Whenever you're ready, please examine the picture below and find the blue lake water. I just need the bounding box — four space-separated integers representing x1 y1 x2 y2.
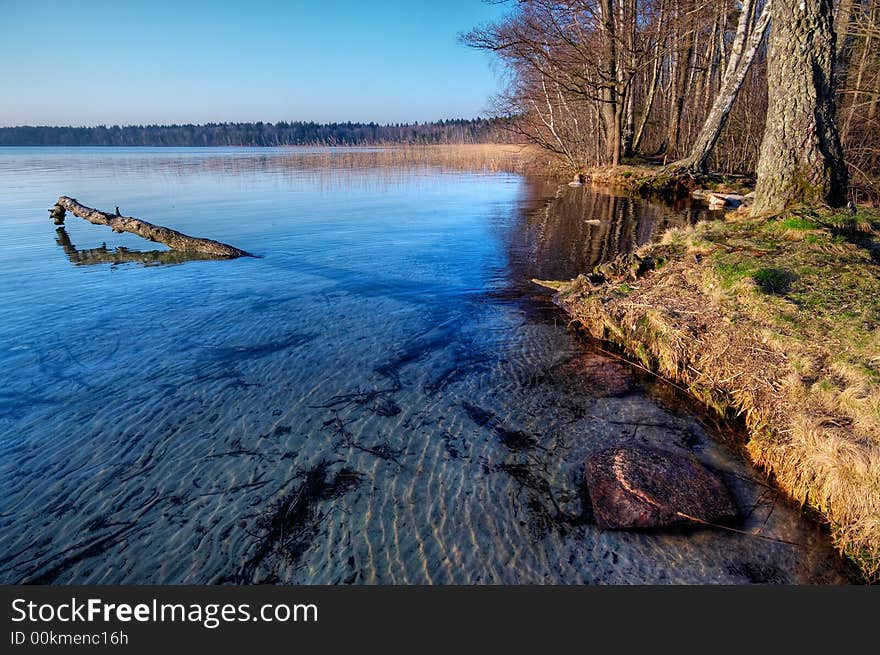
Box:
0 147 855 583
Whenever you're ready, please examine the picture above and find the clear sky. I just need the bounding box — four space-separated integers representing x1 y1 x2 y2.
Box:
0 0 509 127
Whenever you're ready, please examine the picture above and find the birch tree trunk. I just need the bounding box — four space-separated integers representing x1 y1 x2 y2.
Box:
753 0 848 214
673 0 772 172
623 92 635 158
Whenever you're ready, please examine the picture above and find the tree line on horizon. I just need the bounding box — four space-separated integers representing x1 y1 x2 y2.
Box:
464 0 879 205
0 118 516 147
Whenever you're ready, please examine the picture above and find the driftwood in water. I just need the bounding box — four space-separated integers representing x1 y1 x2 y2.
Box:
51 196 253 258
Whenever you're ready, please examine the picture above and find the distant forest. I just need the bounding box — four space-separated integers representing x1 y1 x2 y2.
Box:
0 118 514 147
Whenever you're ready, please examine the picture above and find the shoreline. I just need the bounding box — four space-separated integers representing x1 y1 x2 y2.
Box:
536 185 880 581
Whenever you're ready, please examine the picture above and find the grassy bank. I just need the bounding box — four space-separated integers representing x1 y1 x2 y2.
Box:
539 204 880 580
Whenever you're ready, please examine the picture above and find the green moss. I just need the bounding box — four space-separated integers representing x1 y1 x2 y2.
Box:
779 216 820 231
632 342 651 367
753 267 797 295
787 168 827 207
714 260 758 288
842 545 880 582
775 311 798 325
649 174 671 189
857 363 880 384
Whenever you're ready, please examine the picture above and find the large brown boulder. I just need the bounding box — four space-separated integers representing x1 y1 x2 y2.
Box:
585 446 737 530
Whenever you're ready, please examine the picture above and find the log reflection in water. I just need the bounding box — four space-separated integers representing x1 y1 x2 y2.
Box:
55 227 228 267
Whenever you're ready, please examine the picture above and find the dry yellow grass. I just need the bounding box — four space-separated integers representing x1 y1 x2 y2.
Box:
546 206 880 579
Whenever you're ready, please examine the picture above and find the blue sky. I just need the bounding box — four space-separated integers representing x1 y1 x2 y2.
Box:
0 0 509 126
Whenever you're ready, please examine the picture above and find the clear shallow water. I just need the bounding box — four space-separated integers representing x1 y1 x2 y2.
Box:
0 147 855 584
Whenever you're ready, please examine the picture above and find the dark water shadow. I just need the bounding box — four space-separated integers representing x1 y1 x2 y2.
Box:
55 227 231 267
499 179 712 297
219 460 364 584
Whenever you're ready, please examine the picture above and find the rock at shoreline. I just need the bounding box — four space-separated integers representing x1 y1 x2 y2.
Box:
692 189 748 209
707 192 745 209
585 446 737 529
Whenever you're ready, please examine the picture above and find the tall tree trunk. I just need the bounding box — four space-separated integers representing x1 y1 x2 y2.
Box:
753 0 848 214
703 17 720 116
665 23 695 161
621 0 637 158
842 2 875 138
674 0 772 172
633 1 665 153
834 0 856 82
600 0 622 165
622 90 635 158
867 3 880 123
633 52 661 152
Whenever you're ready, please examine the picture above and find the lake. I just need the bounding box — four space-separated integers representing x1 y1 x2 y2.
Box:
0 146 855 583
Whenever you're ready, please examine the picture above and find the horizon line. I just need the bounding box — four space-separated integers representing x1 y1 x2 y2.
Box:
0 116 505 130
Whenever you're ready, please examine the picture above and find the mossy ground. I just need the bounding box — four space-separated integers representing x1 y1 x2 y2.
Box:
582 163 756 197
544 206 880 580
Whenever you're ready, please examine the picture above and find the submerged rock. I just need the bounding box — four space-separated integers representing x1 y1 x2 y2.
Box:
585 446 737 530
559 352 632 397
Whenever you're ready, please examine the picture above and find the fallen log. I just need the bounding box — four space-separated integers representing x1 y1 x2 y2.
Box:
51 196 253 258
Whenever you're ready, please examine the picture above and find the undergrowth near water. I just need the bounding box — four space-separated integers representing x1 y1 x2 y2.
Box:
582 164 755 197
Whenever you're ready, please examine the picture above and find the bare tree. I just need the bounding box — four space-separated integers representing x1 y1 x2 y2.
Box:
462 0 645 168
662 1 696 160
837 0 880 198
632 0 666 152
464 0 873 197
